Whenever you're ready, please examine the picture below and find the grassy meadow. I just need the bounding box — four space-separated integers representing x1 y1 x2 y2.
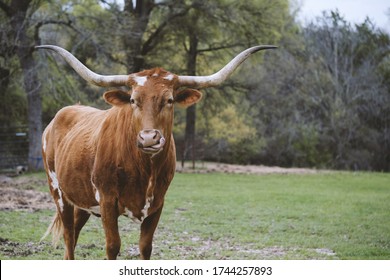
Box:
0 171 389 259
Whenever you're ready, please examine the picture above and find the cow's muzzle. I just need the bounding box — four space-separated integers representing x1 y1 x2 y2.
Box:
137 129 165 154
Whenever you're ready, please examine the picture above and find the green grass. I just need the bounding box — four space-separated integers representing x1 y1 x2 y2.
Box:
0 171 389 259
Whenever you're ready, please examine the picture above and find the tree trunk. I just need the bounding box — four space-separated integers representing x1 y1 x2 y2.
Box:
18 50 43 171
9 0 43 170
123 0 154 73
181 32 198 169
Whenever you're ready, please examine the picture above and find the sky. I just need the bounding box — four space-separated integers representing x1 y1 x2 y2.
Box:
296 0 390 32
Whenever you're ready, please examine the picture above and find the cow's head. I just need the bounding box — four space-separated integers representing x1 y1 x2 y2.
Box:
102 68 202 154
36 45 276 155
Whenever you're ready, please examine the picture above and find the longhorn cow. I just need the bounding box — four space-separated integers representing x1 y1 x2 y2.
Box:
38 44 276 259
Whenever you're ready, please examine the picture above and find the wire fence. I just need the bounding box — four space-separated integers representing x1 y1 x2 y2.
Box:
0 126 28 172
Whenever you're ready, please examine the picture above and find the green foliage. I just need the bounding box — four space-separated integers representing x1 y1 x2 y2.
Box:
201 105 255 145
197 104 264 164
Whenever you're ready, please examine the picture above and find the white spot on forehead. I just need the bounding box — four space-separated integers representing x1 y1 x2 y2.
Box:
133 75 148 86
49 170 64 212
163 74 174 81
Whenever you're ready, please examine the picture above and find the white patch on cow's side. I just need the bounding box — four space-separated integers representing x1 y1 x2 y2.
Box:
90 178 100 202
48 170 64 212
42 130 48 152
89 206 101 215
133 75 148 86
90 177 96 188
152 73 159 77
163 74 174 81
95 190 100 203
77 206 100 216
125 208 142 224
141 196 154 219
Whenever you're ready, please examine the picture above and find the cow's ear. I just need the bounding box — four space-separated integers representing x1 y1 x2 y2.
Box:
103 90 130 106
175 88 202 108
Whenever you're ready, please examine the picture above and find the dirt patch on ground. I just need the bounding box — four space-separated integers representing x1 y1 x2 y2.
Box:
0 238 48 257
0 175 53 211
177 161 326 175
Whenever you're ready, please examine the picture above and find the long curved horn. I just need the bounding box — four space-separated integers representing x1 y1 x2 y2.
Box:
178 45 277 88
36 45 129 87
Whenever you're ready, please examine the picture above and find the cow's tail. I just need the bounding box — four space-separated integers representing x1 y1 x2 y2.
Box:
40 212 63 247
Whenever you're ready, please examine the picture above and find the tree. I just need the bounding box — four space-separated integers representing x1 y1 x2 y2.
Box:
152 0 291 167
250 11 390 170
199 105 258 163
302 12 390 170
0 0 190 170
0 0 45 170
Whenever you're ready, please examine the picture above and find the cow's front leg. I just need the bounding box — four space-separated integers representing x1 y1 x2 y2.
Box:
101 197 121 260
139 205 163 260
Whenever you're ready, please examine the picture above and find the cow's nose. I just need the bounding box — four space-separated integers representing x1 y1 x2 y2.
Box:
137 129 165 152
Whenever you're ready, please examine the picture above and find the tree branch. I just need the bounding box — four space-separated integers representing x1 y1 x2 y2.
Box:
34 19 79 45
141 7 191 55
0 0 12 17
197 43 243 53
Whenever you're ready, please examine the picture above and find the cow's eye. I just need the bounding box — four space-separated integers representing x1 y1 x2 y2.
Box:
130 98 140 108
167 98 174 105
